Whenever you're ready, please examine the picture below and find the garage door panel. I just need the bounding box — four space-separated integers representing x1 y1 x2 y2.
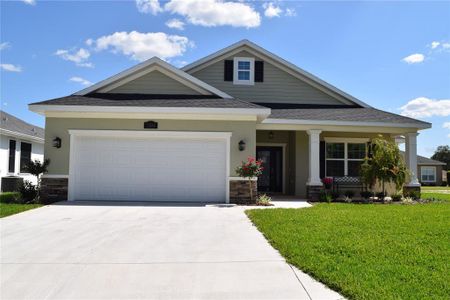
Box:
71 134 227 202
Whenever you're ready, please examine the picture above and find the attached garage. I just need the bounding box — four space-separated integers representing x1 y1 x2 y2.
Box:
68 130 231 203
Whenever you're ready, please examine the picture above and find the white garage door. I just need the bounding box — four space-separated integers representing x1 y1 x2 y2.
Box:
69 131 230 202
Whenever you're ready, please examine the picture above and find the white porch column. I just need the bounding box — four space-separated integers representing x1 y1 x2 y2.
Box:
306 129 323 186
405 132 420 186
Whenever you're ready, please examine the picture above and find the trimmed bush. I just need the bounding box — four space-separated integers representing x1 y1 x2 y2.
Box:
344 190 355 199
0 192 21 203
19 181 37 203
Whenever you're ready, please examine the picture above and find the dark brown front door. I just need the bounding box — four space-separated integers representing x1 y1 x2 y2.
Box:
256 146 283 193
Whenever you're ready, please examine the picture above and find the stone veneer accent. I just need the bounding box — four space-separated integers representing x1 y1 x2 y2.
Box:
40 177 68 204
403 185 421 198
306 185 324 202
229 180 257 204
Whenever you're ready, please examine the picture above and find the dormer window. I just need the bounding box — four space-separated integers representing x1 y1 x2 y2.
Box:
233 57 254 85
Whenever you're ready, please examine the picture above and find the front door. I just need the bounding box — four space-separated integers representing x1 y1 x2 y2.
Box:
256 146 283 193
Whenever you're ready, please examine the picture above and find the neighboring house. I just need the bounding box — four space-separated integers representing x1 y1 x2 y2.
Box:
29 40 430 203
0 111 44 190
409 153 446 186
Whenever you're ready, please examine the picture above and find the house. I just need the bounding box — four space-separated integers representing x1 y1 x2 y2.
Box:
399 152 446 186
0 111 44 191
29 40 431 203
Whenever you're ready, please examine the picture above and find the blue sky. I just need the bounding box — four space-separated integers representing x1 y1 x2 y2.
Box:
1 0 449 157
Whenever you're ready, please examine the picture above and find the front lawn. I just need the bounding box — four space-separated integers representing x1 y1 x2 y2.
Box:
421 186 449 191
421 192 450 201
246 204 450 300
0 203 42 218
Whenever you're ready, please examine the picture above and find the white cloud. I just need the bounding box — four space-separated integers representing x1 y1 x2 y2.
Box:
165 0 261 28
442 43 450 49
443 122 450 129
166 18 185 30
0 64 22 72
285 8 296 17
400 97 450 118
70 76 92 86
431 41 440 49
92 31 191 61
0 42 10 50
402 53 425 64
263 2 282 18
136 0 162 15
22 0 36 5
55 48 93 67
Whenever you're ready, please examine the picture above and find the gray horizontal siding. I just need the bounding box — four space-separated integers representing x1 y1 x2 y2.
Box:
190 51 343 105
109 70 202 95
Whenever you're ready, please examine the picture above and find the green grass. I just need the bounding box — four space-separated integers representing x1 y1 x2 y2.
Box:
421 186 449 191
246 204 450 300
0 203 42 218
421 192 450 201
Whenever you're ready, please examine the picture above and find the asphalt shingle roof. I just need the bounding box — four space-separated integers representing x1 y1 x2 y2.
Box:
400 151 446 166
0 110 44 139
30 93 266 109
268 107 430 126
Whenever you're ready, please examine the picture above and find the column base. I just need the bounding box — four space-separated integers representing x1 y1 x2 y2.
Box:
306 185 324 202
403 185 421 199
40 177 68 204
229 179 257 205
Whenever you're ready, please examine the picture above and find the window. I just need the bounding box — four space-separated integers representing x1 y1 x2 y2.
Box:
233 57 254 85
8 140 16 173
20 142 32 173
420 166 436 183
326 141 367 177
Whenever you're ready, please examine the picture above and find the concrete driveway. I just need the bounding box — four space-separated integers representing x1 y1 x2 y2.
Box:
1 202 342 300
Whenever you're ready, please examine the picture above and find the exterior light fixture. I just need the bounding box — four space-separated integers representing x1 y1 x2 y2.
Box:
238 140 246 151
52 137 61 148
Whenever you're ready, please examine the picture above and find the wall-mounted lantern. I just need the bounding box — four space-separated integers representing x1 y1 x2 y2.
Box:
52 137 61 148
269 131 274 139
238 140 246 151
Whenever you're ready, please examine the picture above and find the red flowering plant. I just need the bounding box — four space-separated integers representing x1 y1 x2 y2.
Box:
235 157 264 202
322 177 333 189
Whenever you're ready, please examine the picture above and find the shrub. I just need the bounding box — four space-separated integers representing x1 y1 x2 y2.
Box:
331 191 340 201
0 192 21 203
404 190 421 200
344 190 355 199
360 190 372 199
19 180 37 203
319 191 332 203
236 157 264 202
376 192 386 199
391 194 402 202
256 194 272 206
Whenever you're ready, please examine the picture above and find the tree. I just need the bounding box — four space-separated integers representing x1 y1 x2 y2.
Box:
235 157 264 202
431 145 449 170
360 137 408 195
24 159 50 200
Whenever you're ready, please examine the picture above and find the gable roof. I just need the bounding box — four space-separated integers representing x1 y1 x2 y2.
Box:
399 151 446 166
182 39 370 108
0 110 44 141
74 57 233 99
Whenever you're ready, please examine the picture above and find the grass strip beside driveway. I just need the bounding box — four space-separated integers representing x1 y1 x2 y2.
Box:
246 203 450 300
0 203 43 218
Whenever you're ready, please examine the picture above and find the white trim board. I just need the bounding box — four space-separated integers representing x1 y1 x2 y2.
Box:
182 39 370 108
0 128 44 143
68 130 232 203
73 57 233 99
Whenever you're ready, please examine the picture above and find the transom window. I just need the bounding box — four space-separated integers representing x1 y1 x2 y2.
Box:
233 57 254 85
326 141 367 177
420 166 436 183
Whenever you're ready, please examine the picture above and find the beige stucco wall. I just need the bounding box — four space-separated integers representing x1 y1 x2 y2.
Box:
45 118 256 176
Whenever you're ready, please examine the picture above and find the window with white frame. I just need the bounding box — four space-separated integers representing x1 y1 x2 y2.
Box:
325 140 367 177
420 166 436 182
233 57 254 85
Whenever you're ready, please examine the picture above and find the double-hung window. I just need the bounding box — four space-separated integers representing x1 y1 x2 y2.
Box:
420 166 436 183
8 140 16 173
325 139 367 177
233 57 254 85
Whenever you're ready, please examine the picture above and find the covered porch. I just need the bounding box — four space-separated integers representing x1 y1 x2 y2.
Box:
255 115 428 200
